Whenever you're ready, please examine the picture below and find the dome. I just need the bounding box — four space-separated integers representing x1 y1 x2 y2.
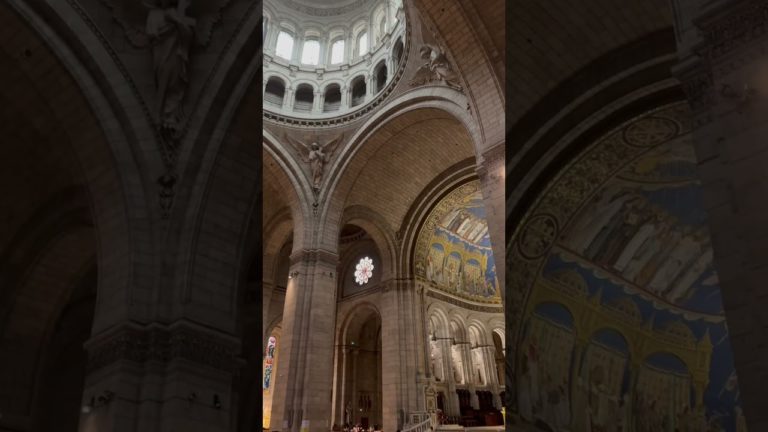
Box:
263 0 406 124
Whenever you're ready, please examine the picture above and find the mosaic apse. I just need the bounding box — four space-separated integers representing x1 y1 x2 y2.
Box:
509 103 747 432
415 181 500 304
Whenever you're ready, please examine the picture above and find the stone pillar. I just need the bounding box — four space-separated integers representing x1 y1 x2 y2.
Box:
341 86 349 110
283 87 294 111
269 250 338 432
477 143 505 302
313 91 324 114
469 386 479 410
352 350 361 424
446 383 460 418
381 280 424 431
672 1 768 429
79 321 241 432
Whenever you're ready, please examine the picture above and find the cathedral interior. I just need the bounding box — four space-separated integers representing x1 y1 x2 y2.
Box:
0 0 764 432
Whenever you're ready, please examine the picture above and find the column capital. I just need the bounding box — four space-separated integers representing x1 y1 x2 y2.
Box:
84 319 243 375
289 248 339 267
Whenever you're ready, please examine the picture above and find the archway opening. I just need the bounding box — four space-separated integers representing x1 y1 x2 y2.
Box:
350 77 367 107
336 308 382 430
294 84 315 112
265 77 286 107
324 84 342 112
374 61 387 92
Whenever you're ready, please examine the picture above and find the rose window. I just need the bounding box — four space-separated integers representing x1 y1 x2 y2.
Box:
354 257 374 285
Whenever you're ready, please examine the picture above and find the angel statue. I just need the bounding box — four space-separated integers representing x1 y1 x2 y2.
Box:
104 0 233 143
410 43 462 91
284 134 344 192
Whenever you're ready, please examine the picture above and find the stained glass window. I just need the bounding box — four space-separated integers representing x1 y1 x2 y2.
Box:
354 256 374 285
264 336 277 390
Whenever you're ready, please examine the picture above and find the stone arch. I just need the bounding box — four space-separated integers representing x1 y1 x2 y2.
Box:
0 225 96 427
265 75 288 106
293 82 315 113
338 301 382 344
318 88 478 253
467 320 489 346
411 0 504 147
2 1 151 332
263 207 294 286
341 205 397 281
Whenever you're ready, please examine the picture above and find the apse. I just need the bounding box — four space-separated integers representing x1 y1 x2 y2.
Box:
510 102 745 432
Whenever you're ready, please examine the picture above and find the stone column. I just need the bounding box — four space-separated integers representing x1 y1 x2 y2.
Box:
477 143 505 302
79 321 241 432
351 350 361 424
283 87 294 111
313 91 324 114
341 86 349 110
469 386 479 410
672 1 768 429
381 280 424 431
269 250 339 432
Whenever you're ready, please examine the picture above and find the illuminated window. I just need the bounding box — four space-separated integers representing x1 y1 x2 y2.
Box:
301 39 320 65
354 256 374 285
330 39 345 64
275 31 294 60
357 32 368 56
263 336 277 390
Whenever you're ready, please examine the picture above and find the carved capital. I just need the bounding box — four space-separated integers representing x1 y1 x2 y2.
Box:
289 248 339 267
696 0 768 61
84 321 242 374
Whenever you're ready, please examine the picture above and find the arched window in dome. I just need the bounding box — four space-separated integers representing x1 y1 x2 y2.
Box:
275 30 294 60
330 39 345 64
264 76 286 107
323 84 341 112
378 17 387 42
393 38 404 68
293 84 314 113
301 39 320 65
357 31 368 57
350 76 366 107
374 60 387 92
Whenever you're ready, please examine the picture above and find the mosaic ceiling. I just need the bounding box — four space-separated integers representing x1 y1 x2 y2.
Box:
416 181 500 304
508 102 745 432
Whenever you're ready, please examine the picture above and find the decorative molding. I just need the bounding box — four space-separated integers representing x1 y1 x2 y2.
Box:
85 323 242 374
426 289 502 313
281 0 374 17
695 0 768 60
289 248 340 267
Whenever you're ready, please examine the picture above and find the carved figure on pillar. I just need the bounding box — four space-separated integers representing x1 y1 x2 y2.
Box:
145 0 196 142
284 134 344 192
410 42 462 91
104 0 233 162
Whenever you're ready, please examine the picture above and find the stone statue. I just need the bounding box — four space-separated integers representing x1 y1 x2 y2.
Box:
410 43 462 91
144 0 197 138
103 0 233 143
345 401 352 425
285 134 344 192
